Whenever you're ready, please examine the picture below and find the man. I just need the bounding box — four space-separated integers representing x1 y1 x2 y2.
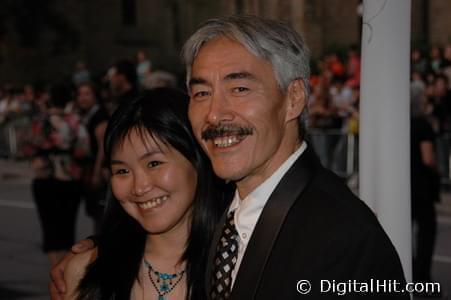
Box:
136 49 152 89
50 15 408 299
76 82 109 232
105 59 138 115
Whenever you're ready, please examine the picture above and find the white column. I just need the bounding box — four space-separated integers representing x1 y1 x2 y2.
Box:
359 0 412 281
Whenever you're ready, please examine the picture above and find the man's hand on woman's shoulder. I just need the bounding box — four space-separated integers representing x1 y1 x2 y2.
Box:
49 239 96 300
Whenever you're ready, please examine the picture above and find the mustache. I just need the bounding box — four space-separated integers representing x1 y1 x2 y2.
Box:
201 124 254 140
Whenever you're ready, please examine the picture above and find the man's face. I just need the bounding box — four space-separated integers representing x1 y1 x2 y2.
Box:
108 67 122 94
188 37 301 195
77 85 96 111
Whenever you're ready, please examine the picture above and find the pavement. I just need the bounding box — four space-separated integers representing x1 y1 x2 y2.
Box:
0 160 93 300
0 159 450 299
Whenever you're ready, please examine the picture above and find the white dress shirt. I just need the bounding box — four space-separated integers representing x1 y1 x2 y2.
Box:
228 141 307 286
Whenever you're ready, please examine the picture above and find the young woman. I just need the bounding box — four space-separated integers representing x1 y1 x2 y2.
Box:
29 83 90 266
63 88 230 299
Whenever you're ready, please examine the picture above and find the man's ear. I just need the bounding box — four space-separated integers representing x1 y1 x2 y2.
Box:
285 79 306 122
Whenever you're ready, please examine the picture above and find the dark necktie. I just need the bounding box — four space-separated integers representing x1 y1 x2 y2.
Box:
210 210 239 299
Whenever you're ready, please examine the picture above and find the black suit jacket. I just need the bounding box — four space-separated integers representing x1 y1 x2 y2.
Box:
206 147 409 299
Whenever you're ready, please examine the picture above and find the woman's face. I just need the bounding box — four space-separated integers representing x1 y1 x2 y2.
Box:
412 50 421 61
110 129 198 237
434 78 447 96
77 85 96 111
430 47 441 59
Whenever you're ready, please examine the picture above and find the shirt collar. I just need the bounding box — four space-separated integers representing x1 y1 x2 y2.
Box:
229 141 307 213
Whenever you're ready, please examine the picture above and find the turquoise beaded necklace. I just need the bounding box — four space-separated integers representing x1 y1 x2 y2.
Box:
144 259 186 300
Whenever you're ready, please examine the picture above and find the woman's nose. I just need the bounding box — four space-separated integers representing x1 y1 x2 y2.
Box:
132 173 152 197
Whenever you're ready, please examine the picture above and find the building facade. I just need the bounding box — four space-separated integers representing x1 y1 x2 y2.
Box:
0 0 450 84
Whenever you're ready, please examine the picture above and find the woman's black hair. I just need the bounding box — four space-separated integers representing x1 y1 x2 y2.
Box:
77 88 231 299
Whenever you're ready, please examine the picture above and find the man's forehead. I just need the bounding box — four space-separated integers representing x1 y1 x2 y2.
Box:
188 70 257 87
193 36 254 63
191 38 271 74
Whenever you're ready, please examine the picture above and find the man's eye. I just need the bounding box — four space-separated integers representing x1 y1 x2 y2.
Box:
193 91 210 98
148 161 162 168
232 87 249 93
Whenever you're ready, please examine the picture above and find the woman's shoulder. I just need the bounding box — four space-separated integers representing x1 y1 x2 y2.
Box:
63 249 98 300
66 248 97 273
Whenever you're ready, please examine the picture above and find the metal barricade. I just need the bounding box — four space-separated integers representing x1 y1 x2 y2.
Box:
437 133 451 185
307 129 358 179
0 118 32 159
308 131 451 188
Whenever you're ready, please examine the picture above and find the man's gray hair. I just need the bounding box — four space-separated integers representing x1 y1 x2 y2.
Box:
181 15 311 138
410 81 426 117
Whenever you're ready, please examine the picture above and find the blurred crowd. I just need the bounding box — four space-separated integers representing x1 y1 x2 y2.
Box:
409 44 451 190
308 45 361 135
2 44 451 176
0 50 178 265
305 43 451 178
411 45 451 140
0 50 177 157
307 46 361 174
409 43 451 288
308 43 451 134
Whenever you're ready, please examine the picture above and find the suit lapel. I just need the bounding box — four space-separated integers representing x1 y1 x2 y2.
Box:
230 147 320 299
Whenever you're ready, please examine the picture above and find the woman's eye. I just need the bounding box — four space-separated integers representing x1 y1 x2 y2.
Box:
113 168 129 175
148 161 162 168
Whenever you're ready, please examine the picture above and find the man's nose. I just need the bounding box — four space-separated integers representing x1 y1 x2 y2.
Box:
206 91 232 124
